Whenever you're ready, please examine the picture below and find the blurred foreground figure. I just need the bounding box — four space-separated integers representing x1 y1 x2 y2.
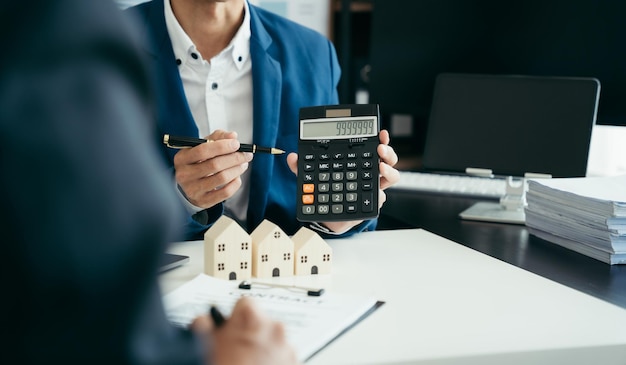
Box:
0 1 297 364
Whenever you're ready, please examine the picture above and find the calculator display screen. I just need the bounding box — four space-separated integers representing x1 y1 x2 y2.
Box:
300 116 378 139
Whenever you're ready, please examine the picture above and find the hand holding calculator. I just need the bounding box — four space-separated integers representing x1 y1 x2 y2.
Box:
296 104 381 222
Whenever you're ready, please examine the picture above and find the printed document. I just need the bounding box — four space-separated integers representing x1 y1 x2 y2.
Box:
163 274 382 362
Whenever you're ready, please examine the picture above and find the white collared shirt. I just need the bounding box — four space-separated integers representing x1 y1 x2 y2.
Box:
164 0 253 225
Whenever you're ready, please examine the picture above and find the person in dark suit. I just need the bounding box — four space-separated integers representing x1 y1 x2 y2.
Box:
0 0 297 364
127 0 400 240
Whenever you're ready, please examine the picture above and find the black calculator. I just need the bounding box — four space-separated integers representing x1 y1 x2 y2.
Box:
296 104 380 222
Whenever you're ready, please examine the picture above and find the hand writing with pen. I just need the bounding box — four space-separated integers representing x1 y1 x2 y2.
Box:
190 297 301 365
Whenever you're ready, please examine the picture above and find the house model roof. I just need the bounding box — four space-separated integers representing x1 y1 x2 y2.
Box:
250 219 289 244
292 226 330 252
203 215 245 241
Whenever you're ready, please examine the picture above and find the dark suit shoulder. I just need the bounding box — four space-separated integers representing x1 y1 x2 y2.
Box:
125 0 173 58
249 3 338 77
125 0 154 23
250 4 331 47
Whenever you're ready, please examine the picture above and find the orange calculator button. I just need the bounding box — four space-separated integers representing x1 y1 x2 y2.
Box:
303 184 315 193
302 194 314 205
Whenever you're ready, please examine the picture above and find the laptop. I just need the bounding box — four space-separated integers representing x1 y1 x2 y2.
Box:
422 73 601 178
159 253 189 273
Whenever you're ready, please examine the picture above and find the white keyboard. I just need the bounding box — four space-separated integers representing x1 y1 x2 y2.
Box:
391 171 507 198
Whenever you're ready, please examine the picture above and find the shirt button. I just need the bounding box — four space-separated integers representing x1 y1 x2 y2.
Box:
191 53 198 59
238 56 243 62
176 59 182 66
211 83 218 90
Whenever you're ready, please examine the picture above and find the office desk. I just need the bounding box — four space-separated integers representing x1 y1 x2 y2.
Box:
161 229 626 365
378 188 626 309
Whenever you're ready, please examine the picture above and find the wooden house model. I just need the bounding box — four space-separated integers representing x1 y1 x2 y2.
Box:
292 226 332 275
250 219 294 278
203 215 252 280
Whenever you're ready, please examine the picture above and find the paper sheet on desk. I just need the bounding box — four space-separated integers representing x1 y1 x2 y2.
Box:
163 274 381 362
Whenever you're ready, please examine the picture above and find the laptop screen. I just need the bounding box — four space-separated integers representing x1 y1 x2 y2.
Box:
422 73 600 178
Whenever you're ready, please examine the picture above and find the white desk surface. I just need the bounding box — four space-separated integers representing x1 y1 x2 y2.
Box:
161 229 626 365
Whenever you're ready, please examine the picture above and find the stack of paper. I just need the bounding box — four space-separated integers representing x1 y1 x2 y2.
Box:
524 175 626 265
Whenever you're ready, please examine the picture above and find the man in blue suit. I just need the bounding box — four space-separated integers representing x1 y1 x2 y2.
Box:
128 0 400 240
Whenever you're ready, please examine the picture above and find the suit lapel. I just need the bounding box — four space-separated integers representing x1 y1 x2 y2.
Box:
247 4 282 230
142 0 198 163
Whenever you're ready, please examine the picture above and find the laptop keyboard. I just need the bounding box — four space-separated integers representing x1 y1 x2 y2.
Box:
390 171 507 198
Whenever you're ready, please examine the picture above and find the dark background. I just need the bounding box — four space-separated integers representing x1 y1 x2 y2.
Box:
333 0 626 168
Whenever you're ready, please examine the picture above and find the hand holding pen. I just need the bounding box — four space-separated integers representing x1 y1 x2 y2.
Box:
190 298 299 365
169 130 257 210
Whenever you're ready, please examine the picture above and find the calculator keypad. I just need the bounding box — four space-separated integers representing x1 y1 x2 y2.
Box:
297 145 379 222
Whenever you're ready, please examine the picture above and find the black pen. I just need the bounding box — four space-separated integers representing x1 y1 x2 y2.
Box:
163 134 285 155
209 305 226 328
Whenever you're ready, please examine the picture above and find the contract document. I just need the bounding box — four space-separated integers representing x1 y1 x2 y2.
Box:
163 274 382 362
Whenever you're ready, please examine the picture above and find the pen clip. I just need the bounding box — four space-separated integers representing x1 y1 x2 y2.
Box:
164 142 190 149
238 280 325 297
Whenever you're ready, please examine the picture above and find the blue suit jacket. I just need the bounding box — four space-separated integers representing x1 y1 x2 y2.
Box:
128 0 377 240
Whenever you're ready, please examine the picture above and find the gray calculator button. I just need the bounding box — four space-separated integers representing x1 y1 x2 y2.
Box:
318 183 330 193
317 205 329 214
346 193 358 202
362 192 374 213
346 182 358 191
332 194 343 202
332 204 343 214
302 206 315 215
332 182 344 192
318 172 330 181
318 194 329 203
332 172 344 181
346 171 357 180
